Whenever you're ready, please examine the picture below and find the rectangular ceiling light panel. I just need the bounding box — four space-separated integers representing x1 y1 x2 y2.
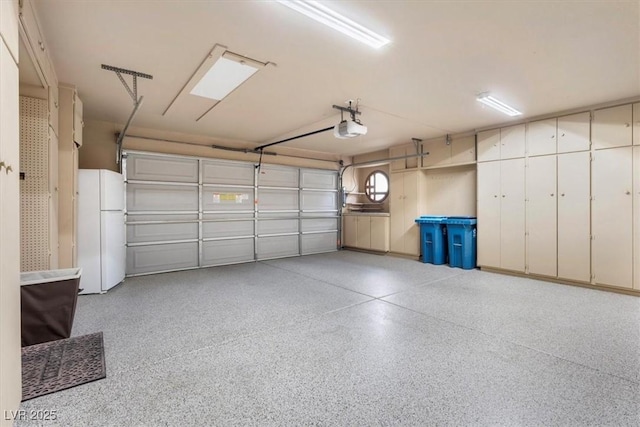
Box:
277 0 390 49
190 53 261 101
477 93 522 117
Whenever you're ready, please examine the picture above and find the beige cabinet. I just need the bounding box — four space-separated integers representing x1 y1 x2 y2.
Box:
58 85 82 268
422 137 450 168
342 214 389 252
557 151 591 282
527 118 556 157
634 147 640 290
557 112 590 153
390 171 425 256
390 143 419 171
0 0 19 59
592 104 632 150
500 124 526 160
633 103 640 146
477 129 500 162
477 159 525 272
592 147 633 288
450 135 476 165
49 130 59 268
343 215 357 247
526 155 557 277
0 37 22 423
48 83 59 136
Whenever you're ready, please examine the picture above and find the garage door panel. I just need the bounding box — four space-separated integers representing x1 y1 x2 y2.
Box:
202 187 254 211
202 239 254 266
127 222 198 244
258 189 298 211
202 160 253 186
127 213 198 222
258 165 298 187
257 235 299 259
301 218 338 232
301 232 337 255
126 242 198 275
127 183 198 212
126 154 198 183
301 169 337 189
301 190 337 211
203 219 254 239
257 219 298 235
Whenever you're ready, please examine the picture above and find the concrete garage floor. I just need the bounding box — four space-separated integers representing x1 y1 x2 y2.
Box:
18 251 640 426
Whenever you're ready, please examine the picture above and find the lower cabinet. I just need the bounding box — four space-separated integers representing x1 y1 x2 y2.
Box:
342 214 389 252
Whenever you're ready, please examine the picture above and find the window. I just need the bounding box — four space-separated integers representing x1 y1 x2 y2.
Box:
364 170 389 202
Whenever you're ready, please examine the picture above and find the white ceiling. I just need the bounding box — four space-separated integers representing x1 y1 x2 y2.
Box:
33 0 640 156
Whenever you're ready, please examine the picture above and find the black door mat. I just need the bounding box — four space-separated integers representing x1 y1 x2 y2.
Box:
21 332 106 401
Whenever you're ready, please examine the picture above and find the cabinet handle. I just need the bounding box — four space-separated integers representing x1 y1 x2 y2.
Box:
494 195 498 198
626 191 631 195
502 195 506 198
625 123 630 127
551 135 555 139
550 193 554 197
38 40 45 51
54 101 58 108
561 133 565 137
561 193 565 197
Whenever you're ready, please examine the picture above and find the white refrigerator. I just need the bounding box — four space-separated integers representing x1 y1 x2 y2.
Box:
77 169 126 294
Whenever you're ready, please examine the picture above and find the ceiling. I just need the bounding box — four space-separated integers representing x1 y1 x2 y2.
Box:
33 0 640 157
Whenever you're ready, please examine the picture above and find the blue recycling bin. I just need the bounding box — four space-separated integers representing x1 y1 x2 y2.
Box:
415 216 448 265
445 217 477 269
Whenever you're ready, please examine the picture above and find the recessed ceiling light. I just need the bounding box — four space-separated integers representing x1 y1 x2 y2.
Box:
477 93 522 117
276 0 390 49
190 52 262 101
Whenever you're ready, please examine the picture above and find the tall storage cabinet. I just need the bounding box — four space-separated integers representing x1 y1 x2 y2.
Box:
557 151 591 282
58 85 83 268
591 147 633 289
390 170 425 256
477 159 525 272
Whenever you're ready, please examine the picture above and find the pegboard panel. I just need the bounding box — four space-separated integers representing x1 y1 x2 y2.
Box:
20 96 50 272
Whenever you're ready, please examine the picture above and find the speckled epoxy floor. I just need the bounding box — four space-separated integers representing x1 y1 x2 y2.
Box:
17 251 640 426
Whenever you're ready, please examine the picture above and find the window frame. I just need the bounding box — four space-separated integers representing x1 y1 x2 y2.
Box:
364 170 389 203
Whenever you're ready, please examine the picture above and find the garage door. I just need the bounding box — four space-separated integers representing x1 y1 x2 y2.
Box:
124 151 338 275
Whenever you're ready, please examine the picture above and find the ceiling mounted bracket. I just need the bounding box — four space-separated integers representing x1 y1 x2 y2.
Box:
412 138 422 154
102 64 153 167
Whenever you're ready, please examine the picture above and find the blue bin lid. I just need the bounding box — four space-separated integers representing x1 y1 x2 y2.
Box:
445 216 477 225
415 215 448 224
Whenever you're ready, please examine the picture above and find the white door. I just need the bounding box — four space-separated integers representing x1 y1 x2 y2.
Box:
527 118 557 157
557 152 591 282
101 210 125 291
389 172 404 253
100 169 124 211
403 171 420 256
526 155 557 277
592 104 633 150
477 129 500 162
500 124 526 160
500 158 526 272
592 147 633 288
477 161 501 268
557 112 590 153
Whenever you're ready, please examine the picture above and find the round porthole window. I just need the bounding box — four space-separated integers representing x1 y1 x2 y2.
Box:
364 170 389 203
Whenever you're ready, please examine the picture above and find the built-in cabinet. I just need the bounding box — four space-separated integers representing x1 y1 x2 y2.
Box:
389 171 426 256
421 135 475 168
342 214 389 252
1 0 24 420
477 159 525 272
58 85 83 268
389 143 419 171
478 103 639 291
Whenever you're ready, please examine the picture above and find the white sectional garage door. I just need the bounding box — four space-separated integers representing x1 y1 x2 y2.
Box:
124 152 338 275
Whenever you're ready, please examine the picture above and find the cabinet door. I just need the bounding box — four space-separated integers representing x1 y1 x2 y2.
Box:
48 84 59 137
0 0 19 59
356 216 371 249
592 147 633 288
634 147 640 289
370 216 389 252
633 103 640 146
72 146 79 265
557 112 590 153
389 172 404 252
49 130 59 268
403 171 420 255
557 152 591 282
422 138 451 168
500 124 525 160
526 155 557 277
73 94 83 146
389 145 406 171
477 161 501 268
527 118 556 157
450 135 475 165
592 104 632 150
405 144 419 169
477 129 500 162
343 215 357 247
500 158 525 272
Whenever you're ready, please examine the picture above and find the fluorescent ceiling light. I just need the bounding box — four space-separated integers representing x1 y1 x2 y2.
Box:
190 53 260 101
477 93 522 116
276 0 390 49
